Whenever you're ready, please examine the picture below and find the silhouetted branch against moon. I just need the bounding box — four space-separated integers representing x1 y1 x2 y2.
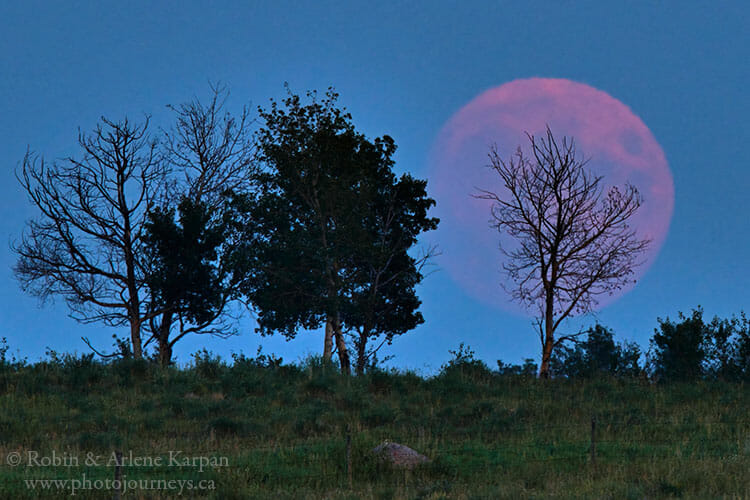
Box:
475 125 651 378
430 78 673 314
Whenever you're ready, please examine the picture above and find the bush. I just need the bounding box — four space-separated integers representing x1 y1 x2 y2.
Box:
552 324 643 379
191 349 227 380
438 343 494 384
0 338 8 366
231 346 283 370
649 309 707 381
0 337 26 372
703 312 750 381
648 308 750 382
496 358 538 377
108 356 154 386
61 352 105 387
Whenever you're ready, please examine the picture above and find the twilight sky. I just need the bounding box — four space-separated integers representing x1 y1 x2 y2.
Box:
1 1 748 372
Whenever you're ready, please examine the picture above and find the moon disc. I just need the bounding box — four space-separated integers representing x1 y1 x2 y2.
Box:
430 78 674 313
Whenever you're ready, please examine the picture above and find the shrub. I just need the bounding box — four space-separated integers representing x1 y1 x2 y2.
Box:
552 324 643 379
108 356 153 386
0 337 26 375
703 312 750 381
438 343 494 384
496 358 538 377
231 346 283 370
644 308 750 382
191 349 227 380
649 309 708 382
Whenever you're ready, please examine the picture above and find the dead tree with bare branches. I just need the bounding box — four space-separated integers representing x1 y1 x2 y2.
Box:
476 126 650 378
14 118 167 359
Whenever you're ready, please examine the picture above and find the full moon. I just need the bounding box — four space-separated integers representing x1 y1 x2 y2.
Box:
430 78 674 312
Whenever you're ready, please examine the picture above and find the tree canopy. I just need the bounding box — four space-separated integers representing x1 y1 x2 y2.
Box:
142 85 256 365
14 85 438 372
236 88 438 374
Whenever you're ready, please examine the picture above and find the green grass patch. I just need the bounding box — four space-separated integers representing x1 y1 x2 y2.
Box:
0 358 747 498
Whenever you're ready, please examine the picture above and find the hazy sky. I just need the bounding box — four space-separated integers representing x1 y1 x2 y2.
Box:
1 1 748 372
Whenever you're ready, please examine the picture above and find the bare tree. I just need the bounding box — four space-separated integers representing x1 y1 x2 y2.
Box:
13 118 167 359
476 126 650 378
162 83 256 208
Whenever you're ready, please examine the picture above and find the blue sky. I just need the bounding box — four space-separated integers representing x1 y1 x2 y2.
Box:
1 1 748 372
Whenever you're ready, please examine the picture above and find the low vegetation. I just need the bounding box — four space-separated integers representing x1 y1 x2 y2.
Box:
0 342 747 499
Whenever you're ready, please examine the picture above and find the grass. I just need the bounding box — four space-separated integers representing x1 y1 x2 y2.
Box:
0 353 747 498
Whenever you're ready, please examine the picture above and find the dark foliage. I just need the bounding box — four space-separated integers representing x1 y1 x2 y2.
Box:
650 309 707 382
551 324 643 379
235 87 437 374
438 344 494 386
496 358 539 377
649 308 750 382
145 199 231 326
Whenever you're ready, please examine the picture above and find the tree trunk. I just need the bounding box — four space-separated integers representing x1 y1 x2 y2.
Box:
323 317 334 361
539 332 555 379
125 265 142 359
538 291 555 378
121 194 142 360
159 340 173 367
129 314 143 360
356 331 367 376
333 312 351 375
157 310 174 366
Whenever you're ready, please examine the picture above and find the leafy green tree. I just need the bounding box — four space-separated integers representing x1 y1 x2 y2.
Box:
440 343 494 383
143 85 255 365
344 170 438 375
143 199 240 365
702 312 750 381
649 308 708 381
238 88 437 375
649 308 750 382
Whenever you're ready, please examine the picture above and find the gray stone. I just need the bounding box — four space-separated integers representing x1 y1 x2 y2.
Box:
372 441 430 469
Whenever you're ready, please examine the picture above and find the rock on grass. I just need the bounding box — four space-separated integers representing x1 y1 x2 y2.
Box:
372 442 430 469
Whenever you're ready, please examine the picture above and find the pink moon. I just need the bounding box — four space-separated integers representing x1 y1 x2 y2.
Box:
430 78 674 313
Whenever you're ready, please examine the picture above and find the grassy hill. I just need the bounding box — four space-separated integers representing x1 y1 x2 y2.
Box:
0 351 747 499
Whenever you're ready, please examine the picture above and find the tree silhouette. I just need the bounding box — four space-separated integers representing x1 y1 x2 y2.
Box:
649 308 750 382
344 172 439 375
237 88 437 375
551 324 643 378
14 118 167 359
143 85 256 365
143 198 241 365
476 127 650 378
